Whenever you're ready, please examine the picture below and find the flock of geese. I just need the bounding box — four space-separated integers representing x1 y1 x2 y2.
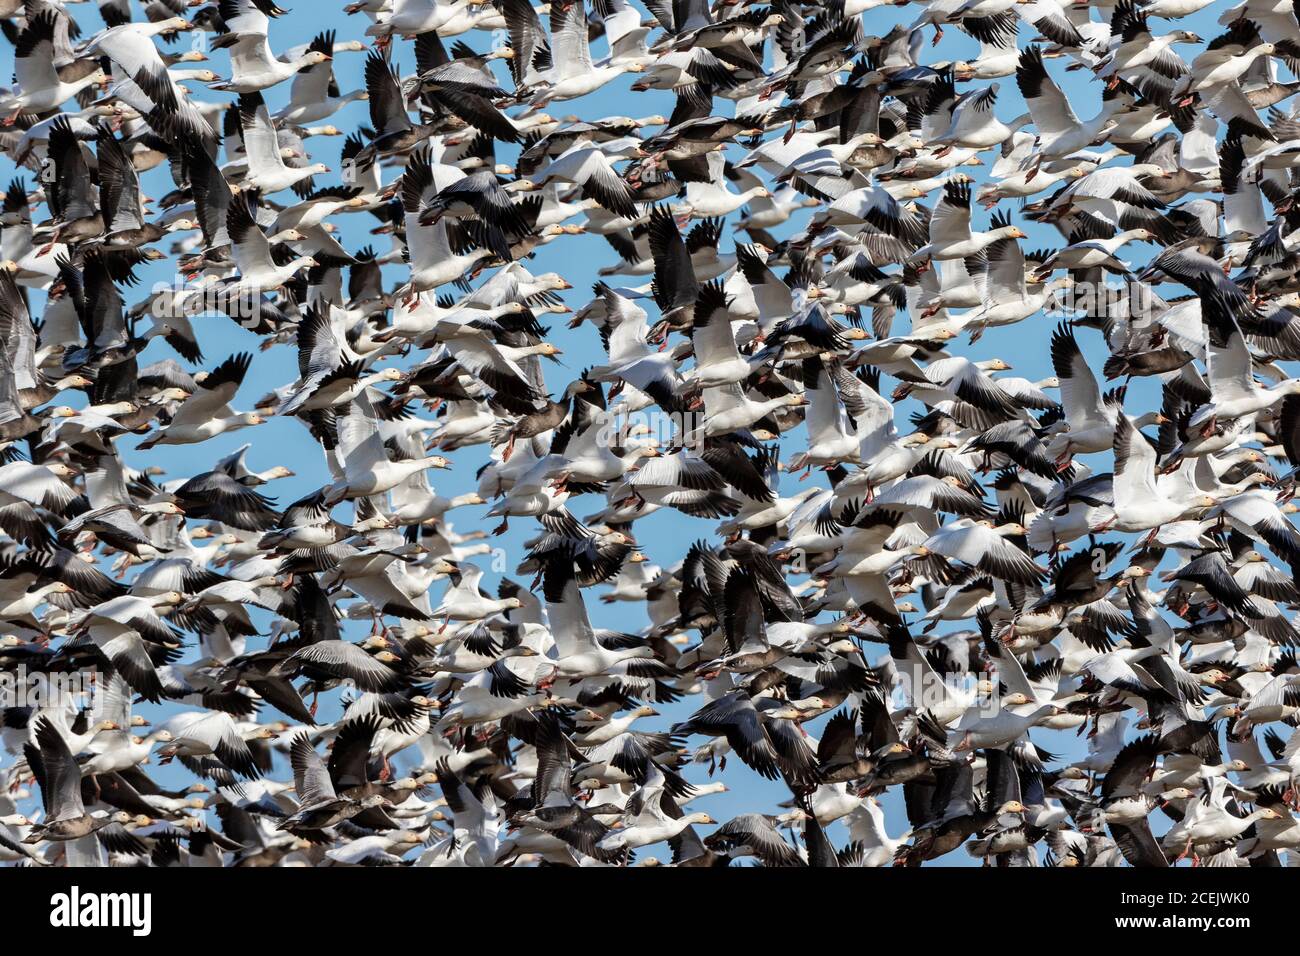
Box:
0 0 1298 868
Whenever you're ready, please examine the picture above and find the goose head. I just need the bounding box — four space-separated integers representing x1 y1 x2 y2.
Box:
352 514 394 533
298 49 333 70
151 591 186 609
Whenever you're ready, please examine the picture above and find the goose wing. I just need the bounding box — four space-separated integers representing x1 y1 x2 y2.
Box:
27 717 87 822
1016 45 1081 140
289 733 339 805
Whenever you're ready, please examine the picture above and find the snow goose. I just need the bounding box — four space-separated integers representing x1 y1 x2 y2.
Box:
324 390 450 504
894 759 1026 866
899 354 1022 423
1047 324 1168 464
952 18 1021 80
545 401 659 487
1095 3 1201 81
1208 489 1300 564
925 517 1045 585
1166 780 1284 861
0 12 107 122
1189 287 1300 433
1032 228 1156 278
432 561 523 623
420 758 500 865
1087 735 1172 867
154 710 271 780
39 116 105 248
1108 412 1218 531
365 0 487 42
519 143 640 220
540 557 658 682
1142 0 1216 15
0 558 78 628
0 458 81 543
426 627 538 674
931 82 1029 153
234 92 329 195
218 195 317 301
692 381 807 441
686 281 765 389
258 489 391 552
1236 671 1300 728
595 766 715 853
210 1 332 93
1015 45 1130 171
275 307 399 416
84 17 217 149
78 676 175 780
68 588 186 697
138 352 265 448
702 812 803 866
844 796 911 867
1171 24 1276 105
524 1 646 105
397 147 495 303
784 358 858 471
670 688 792 781
434 658 550 733
498 711 625 861
675 156 772 220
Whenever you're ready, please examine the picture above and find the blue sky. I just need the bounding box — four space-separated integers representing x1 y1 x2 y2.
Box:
1 2 1239 863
